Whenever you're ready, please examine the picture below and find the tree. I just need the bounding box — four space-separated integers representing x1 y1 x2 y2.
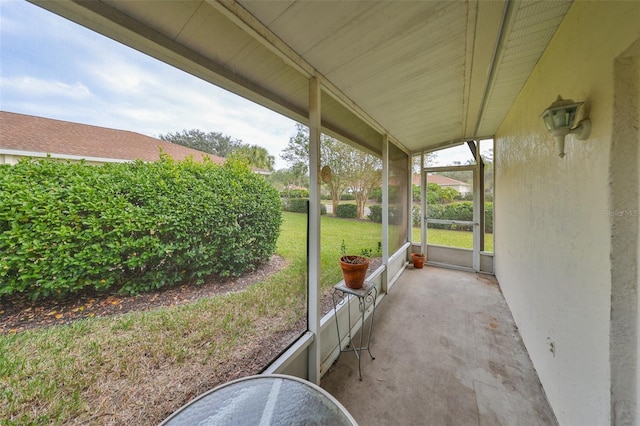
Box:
345 150 382 219
437 152 494 194
280 123 309 178
413 152 438 173
482 149 494 195
159 129 242 157
321 137 353 216
230 144 275 171
268 168 295 191
281 123 356 215
426 183 460 204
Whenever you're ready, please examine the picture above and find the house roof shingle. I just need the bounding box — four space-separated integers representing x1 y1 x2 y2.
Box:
0 111 225 164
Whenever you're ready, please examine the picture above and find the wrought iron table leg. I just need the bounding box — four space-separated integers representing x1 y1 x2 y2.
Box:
365 288 377 362
332 282 377 381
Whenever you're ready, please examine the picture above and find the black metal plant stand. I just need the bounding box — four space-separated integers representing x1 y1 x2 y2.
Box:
332 280 377 380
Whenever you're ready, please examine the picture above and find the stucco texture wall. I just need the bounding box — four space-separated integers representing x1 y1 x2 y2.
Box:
494 2 640 425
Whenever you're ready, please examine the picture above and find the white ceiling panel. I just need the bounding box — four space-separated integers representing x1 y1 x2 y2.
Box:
476 0 573 136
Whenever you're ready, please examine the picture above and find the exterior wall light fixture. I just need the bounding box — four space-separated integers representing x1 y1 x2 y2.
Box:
541 95 591 158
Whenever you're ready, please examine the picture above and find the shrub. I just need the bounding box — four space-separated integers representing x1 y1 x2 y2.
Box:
412 185 421 202
485 202 493 233
336 204 357 218
283 198 308 213
420 201 493 232
370 188 382 203
370 187 401 203
412 205 422 227
282 198 326 215
0 157 282 300
388 205 404 225
281 188 309 198
368 205 402 224
368 204 382 223
340 193 355 201
426 202 472 231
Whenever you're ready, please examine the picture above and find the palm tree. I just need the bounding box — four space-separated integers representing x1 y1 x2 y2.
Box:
231 144 275 171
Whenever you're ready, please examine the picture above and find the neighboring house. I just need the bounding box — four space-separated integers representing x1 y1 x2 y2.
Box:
412 173 471 195
0 111 226 166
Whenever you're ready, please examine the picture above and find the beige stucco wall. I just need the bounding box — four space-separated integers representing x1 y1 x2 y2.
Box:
494 2 640 425
610 37 639 426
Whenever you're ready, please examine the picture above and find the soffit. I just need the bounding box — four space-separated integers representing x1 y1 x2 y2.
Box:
30 0 572 155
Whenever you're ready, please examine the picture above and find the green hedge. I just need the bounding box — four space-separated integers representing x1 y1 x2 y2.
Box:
412 201 493 232
368 204 382 222
370 187 401 203
367 204 402 225
0 157 282 300
427 202 473 230
412 205 421 227
282 198 326 215
336 204 357 218
280 188 308 198
485 202 493 232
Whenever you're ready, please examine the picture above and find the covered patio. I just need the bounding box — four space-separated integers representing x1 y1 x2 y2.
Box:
29 1 639 424
321 266 556 425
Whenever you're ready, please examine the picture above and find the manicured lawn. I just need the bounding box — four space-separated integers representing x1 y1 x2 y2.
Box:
412 227 494 252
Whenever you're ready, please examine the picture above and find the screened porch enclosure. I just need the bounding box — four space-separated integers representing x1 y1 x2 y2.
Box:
28 1 640 425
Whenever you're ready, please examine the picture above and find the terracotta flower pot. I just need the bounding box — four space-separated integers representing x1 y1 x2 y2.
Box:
340 255 369 289
411 253 426 269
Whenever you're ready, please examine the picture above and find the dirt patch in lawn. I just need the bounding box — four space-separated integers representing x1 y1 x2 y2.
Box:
0 256 288 334
0 255 382 334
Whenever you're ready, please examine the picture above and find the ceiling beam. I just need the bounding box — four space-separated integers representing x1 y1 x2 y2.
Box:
472 0 517 137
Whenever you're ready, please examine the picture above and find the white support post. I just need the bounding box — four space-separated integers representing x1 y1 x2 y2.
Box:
420 152 427 256
478 140 485 253
307 77 322 384
472 141 482 272
381 135 389 293
405 145 412 256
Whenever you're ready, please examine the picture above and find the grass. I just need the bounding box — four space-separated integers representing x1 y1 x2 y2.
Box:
0 279 306 425
412 227 494 252
0 212 485 425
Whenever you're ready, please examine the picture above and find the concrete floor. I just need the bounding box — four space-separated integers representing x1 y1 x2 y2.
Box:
321 266 557 426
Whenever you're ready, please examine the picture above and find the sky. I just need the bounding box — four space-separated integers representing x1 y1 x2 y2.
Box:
0 0 298 169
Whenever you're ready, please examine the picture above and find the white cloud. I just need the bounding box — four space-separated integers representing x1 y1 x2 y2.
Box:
0 75 92 99
82 52 160 95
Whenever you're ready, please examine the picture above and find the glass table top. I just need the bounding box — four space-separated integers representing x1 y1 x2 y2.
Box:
160 374 357 426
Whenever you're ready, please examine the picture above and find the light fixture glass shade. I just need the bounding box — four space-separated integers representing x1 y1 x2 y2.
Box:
541 95 583 133
541 95 590 158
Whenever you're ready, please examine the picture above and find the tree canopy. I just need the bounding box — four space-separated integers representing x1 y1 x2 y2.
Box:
280 123 382 219
159 129 242 157
230 144 275 171
159 129 275 171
